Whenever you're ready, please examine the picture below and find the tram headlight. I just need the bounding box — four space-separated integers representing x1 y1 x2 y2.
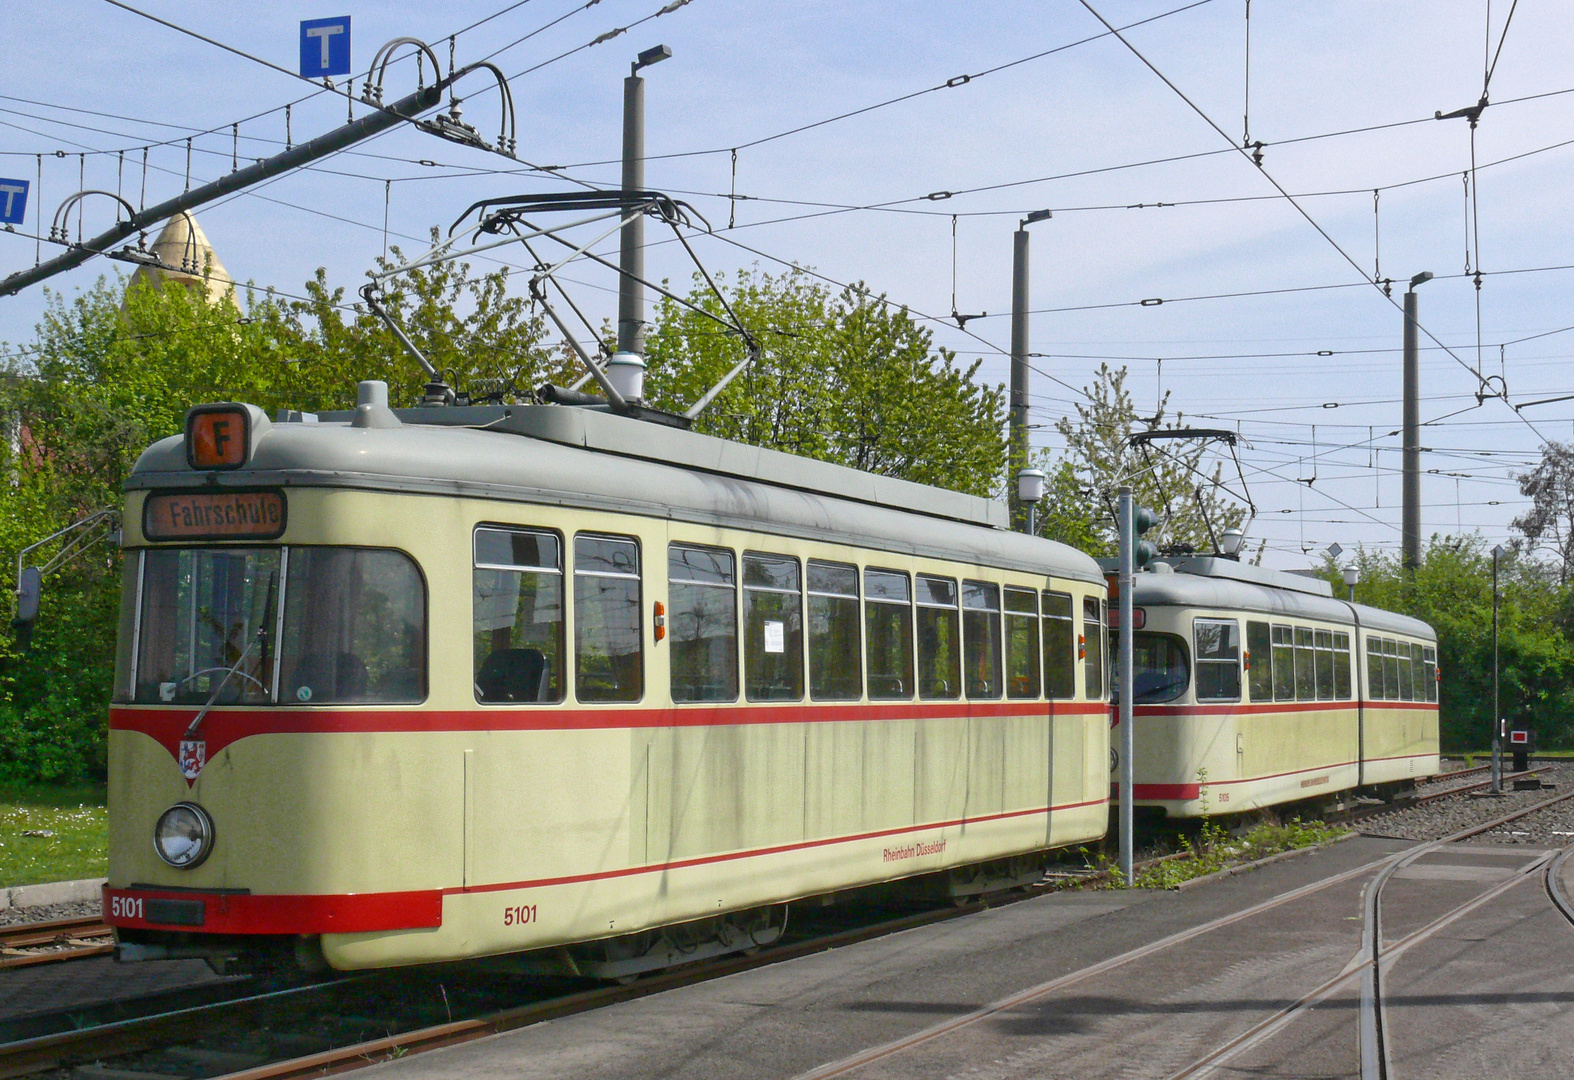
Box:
153 803 215 869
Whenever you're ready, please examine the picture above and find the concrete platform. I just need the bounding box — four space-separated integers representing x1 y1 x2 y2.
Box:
360 835 1574 1080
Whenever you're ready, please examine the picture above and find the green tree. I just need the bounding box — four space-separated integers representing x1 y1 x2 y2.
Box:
0 253 554 784
1045 362 1245 553
1035 459 1108 555
644 269 1007 497
1512 440 1574 585
1322 536 1574 750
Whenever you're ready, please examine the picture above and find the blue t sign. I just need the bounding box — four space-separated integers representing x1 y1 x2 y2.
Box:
0 179 28 226
299 16 351 79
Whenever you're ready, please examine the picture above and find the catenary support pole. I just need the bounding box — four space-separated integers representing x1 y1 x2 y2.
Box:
617 71 646 356
1492 545 1502 794
1009 228 1030 531
1401 276 1429 570
1118 486 1135 884
0 83 444 297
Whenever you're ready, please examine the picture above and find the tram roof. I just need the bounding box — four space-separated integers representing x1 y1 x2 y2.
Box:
127 402 1104 583
1125 566 1435 640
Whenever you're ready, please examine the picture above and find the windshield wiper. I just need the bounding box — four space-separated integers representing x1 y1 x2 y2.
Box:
182 627 267 741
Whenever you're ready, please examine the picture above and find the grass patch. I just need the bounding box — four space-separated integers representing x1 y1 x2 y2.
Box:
1130 817 1346 890
0 783 107 888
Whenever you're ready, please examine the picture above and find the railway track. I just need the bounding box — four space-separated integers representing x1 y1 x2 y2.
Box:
0 899 1000 1080
1159 785 1574 1079
0 916 112 970
3 764 1560 1078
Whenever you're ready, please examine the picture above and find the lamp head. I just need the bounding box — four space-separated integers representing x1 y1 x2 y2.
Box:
1021 209 1053 229
1219 528 1245 556
1342 566 1360 587
634 44 672 73
1016 467 1046 505
1408 271 1434 289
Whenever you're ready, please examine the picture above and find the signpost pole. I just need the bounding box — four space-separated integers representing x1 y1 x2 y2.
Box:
1118 486 1135 884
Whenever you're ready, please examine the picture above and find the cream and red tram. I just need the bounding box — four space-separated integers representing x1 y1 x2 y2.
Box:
1111 557 1439 818
105 389 1111 974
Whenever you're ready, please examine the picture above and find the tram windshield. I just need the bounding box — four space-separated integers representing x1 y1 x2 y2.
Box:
1108 632 1190 704
125 546 426 705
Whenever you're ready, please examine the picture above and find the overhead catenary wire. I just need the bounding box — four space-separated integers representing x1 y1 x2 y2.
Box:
1072 0 1549 450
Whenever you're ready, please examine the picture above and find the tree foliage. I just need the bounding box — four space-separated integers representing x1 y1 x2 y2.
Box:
0 256 557 784
1040 362 1246 554
644 269 1007 497
1323 536 1574 751
1513 440 1574 584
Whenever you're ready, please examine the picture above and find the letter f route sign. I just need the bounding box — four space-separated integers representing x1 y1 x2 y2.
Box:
300 16 351 78
0 179 28 226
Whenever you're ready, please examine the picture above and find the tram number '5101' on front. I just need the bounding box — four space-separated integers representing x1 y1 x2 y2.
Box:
110 895 144 920
503 904 537 926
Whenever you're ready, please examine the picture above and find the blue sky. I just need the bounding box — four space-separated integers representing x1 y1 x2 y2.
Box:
4 1 1572 567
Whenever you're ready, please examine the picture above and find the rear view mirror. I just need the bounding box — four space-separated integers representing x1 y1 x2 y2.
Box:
12 566 40 647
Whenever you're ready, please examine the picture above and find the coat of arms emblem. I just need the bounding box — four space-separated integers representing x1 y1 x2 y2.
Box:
178 739 206 781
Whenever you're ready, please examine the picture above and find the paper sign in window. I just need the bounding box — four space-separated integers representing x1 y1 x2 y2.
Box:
763 620 785 654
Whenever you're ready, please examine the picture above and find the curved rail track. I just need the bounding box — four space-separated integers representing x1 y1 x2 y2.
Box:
1158 785 1574 1080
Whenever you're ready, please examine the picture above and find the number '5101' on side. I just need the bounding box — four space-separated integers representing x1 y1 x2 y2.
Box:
503 904 537 926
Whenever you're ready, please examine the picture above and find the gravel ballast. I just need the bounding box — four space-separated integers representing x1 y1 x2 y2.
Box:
1359 760 1572 844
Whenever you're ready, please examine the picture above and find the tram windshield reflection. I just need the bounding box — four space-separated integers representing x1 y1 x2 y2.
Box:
127 546 426 705
1108 631 1190 704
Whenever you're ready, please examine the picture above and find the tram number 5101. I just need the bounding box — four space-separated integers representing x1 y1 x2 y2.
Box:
503 903 537 927
110 895 144 920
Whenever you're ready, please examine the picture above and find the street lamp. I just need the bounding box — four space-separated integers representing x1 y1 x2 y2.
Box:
1342 566 1359 602
1016 467 1046 535
1009 210 1052 532
1219 528 1245 557
617 45 672 367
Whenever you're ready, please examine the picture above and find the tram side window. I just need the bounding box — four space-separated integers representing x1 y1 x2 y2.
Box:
1313 629 1335 701
1396 639 1414 700
1293 627 1315 700
1246 621 1273 702
574 535 643 702
962 581 1003 699
1382 638 1400 700
743 553 803 702
669 544 738 703
1272 625 1295 701
1408 642 1426 704
280 548 427 704
1333 632 1353 699
808 560 861 700
917 575 961 700
1042 591 1075 699
1366 637 1384 700
1422 645 1438 702
1194 619 1241 701
1004 588 1041 700
1084 596 1106 700
472 527 564 703
865 569 914 699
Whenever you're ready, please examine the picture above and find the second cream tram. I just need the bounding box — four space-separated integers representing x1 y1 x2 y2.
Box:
1112 557 1439 818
